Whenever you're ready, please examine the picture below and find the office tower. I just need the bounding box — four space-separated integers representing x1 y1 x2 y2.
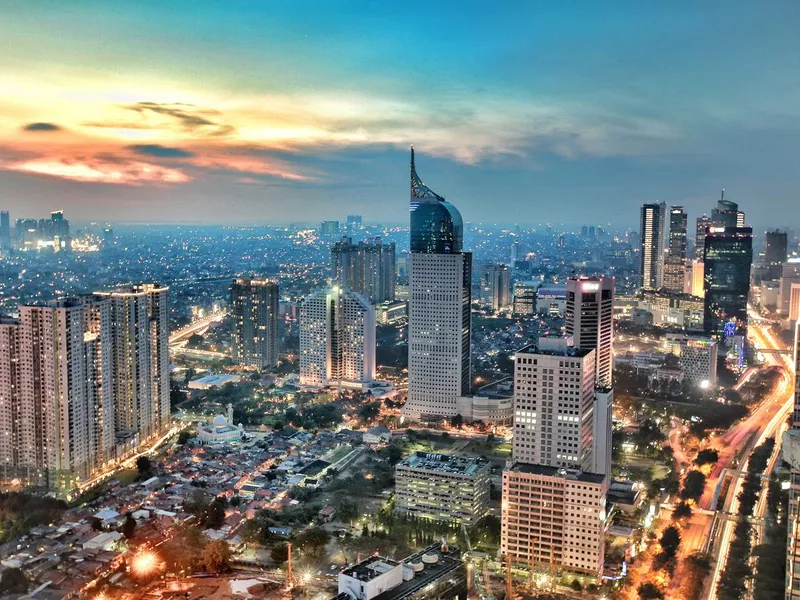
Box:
511 240 522 264
695 215 712 260
703 226 753 339
299 286 375 388
405 149 472 420
0 298 114 492
711 192 745 228
687 259 705 298
394 452 490 526
640 202 667 289
480 263 511 312
780 261 800 316
663 206 688 292
331 237 396 304
501 338 607 575
320 220 340 237
513 281 538 315
0 211 9 250
765 230 789 280
345 215 362 232
566 276 614 387
95 284 170 439
231 278 280 369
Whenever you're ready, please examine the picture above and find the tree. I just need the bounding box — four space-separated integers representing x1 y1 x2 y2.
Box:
296 526 331 557
660 526 681 560
386 441 405 466
271 542 289 564
177 430 193 445
673 501 693 521
0 568 28 594
681 470 707 502
203 497 227 529
201 539 231 573
338 500 359 524
122 513 137 539
570 579 583 592
695 449 720 466
136 455 153 475
638 582 664 600
358 402 381 422
450 414 464 428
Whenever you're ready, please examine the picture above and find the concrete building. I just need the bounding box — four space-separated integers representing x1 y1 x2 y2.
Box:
790 283 800 322
513 281 538 315
758 280 780 310
501 464 607 575
231 278 279 369
695 215 712 260
638 289 704 330
785 323 800 599
95 284 170 439
665 334 718 388
394 452 490 525
566 276 614 387
764 230 788 281
663 206 688 293
780 260 800 316
535 285 567 315
331 236 396 304
405 150 472 420
640 201 667 290
299 286 375 389
479 263 511 312
376 300 407 324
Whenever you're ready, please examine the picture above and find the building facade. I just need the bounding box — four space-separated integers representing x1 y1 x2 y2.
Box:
394 452 490 525
663 206 688 293
331 236 396 304
513 281 538 315
405 150 472 420
565 276 614 387
638 289 704 330
640 201 667 290
299 286 375 388
665 334 718 387
703 226 753 339
765 230 788 281
231 278 280 369
479 263 511 312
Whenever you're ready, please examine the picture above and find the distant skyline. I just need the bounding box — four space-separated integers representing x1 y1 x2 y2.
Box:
1 1 799 231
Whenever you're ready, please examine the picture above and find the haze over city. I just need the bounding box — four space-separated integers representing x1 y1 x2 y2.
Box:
2 1 799 229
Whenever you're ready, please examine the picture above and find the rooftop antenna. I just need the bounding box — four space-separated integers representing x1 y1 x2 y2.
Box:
721 188 725 201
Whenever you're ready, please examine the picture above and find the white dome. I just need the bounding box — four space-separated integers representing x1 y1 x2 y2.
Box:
212 414 227 426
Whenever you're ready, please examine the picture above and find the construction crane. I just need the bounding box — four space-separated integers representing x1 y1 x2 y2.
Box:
286 542 297 588
482 559 494 600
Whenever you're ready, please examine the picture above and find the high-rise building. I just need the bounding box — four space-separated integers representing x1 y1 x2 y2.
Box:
299 286 375 388
785 324 800 599
663 206 688 293
513 281 539 315
0 211 10 250
640 202 667 289
711 192 745 228
320 221 340 237
565 276 614 387
780 260 800 316
501 337 608 576
765 230 789 280
95 284 170 439
703 226 753 339
14 211 71 251
695 215 712 260
0 298 114 492
405 150 472 420
511 240 522 264
231 278 279 369
479 263 511 312
331 237 396 304
345 214 362 233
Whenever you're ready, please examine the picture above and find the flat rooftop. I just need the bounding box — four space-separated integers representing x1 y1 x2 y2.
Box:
397 452 489 476
373 544 463 600
341 555 400 582
516 343 593 358
509 462 606 484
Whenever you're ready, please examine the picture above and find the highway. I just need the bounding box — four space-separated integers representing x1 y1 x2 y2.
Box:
168 312 226 346
705 319 794 600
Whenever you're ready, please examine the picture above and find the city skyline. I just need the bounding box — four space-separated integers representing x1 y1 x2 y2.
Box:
1 2 799 230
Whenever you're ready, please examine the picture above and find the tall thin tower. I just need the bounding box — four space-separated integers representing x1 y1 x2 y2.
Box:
640 202 667 290
404 149 472 420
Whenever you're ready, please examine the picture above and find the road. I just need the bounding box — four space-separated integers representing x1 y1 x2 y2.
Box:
705 319 794 600
169 312 226 346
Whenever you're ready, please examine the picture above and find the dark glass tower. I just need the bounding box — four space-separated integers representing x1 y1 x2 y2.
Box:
764 230 788 280
410 149 463 254
703 226 753 338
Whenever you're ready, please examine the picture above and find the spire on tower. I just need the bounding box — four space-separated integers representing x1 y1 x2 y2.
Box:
410 148 445 202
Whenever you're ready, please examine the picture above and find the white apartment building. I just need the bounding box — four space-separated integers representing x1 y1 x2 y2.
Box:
394 452 490 526
501 464 607 575
665 334 718 387
299 286 375 389
566 276 614 387
404 252 472 419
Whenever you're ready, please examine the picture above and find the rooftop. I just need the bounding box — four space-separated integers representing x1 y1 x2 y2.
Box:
509 462 606 484
516 341 592 358
341 555 400 582
398 452 489 476
373 544 463 600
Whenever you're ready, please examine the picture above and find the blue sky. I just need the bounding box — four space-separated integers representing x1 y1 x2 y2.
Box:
0 1 798 231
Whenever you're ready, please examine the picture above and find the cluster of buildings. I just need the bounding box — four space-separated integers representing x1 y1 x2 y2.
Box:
4 210 72 252
0 284 170 495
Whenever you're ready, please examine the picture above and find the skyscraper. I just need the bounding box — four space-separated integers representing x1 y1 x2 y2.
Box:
764 230 788 280
331 237 396 304
703 226 753 339
695 215 712 260
320 221 340 237
405 149 472 420
565 276 614 387
0 211 10 250
0 298 114 492
501 337 608 575
95 284 170 439
345 214 362 233
663 206 688 293
640 202 667 289
480 263 511 312
299 286 375 388
231 278 280 369
711 192 745 228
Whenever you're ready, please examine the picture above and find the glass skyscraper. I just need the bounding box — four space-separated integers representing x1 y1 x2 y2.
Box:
703 226 753 338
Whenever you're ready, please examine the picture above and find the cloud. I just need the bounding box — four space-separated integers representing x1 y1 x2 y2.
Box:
22 122 62 132
128 144 195 158
123 102 235 137
4 156 189 185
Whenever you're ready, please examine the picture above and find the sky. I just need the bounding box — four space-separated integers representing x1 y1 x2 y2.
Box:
1 1 799 231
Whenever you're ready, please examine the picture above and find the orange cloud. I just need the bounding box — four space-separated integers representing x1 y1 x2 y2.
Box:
7 157 189 185
190 153 314 182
